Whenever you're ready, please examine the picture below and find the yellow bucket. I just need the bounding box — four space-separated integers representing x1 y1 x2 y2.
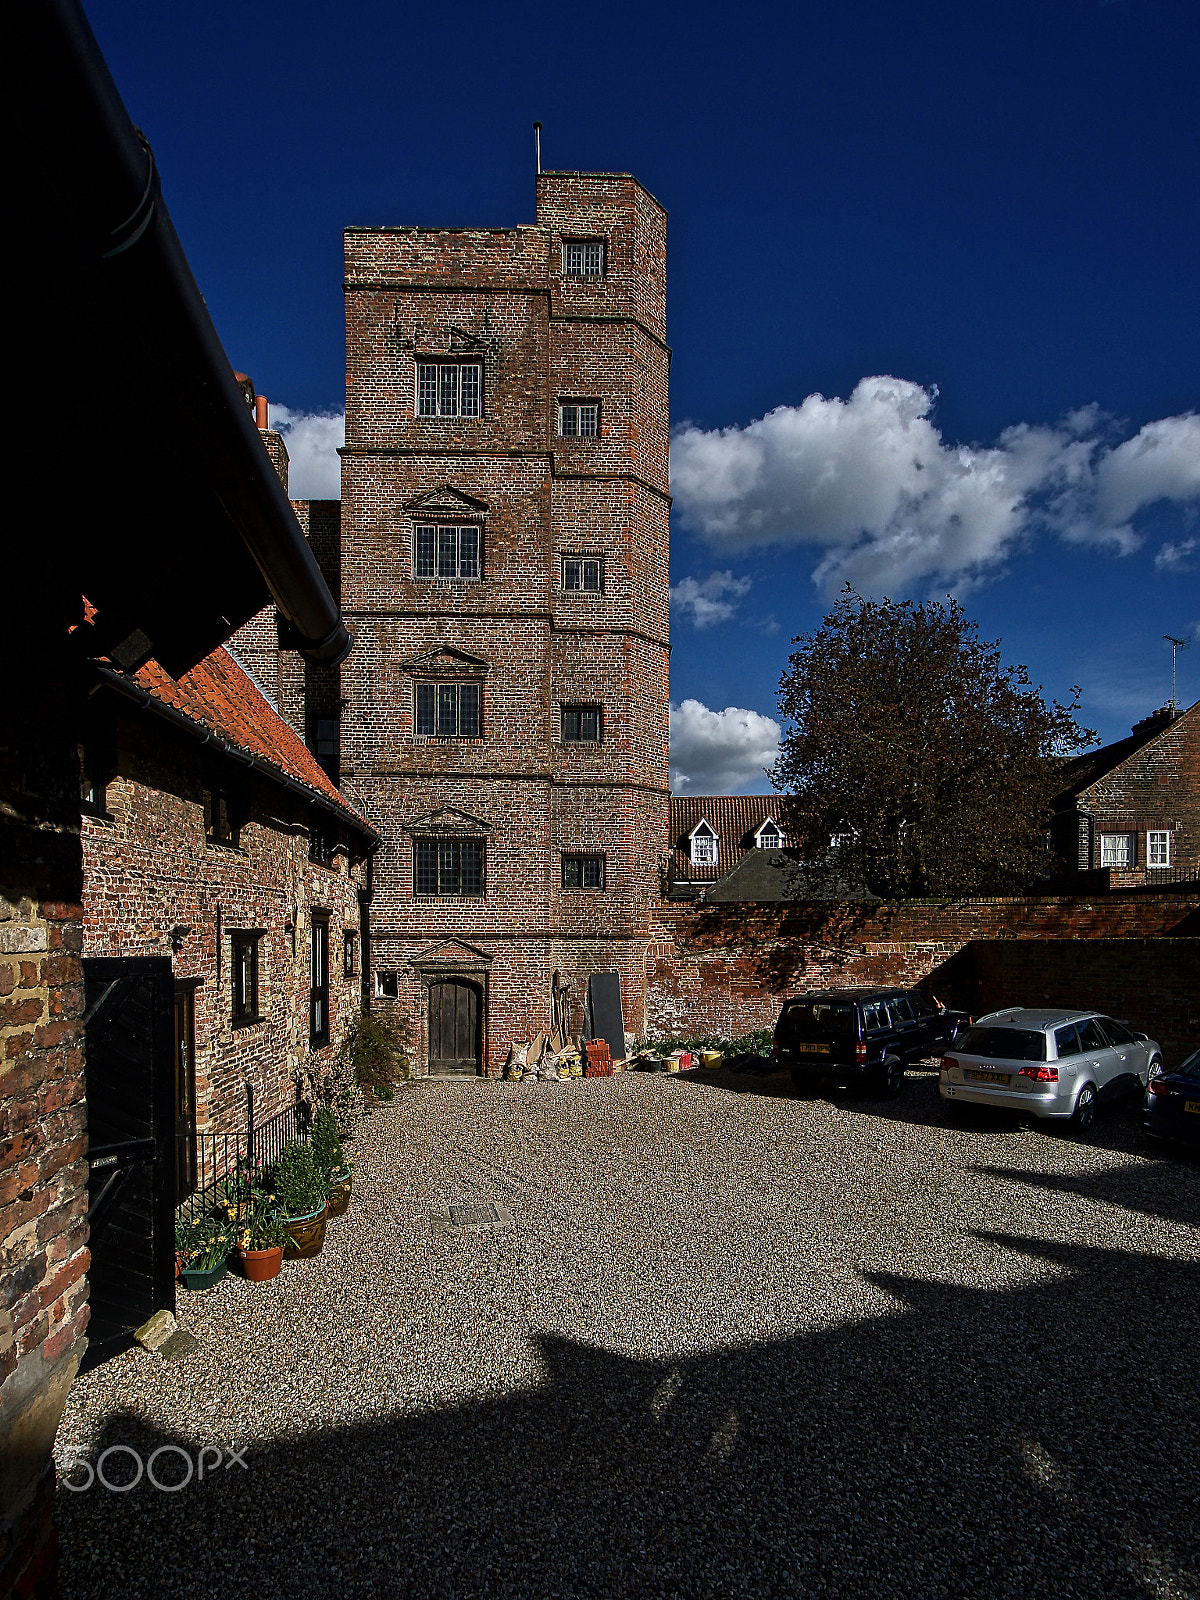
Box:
700 1050 723 1068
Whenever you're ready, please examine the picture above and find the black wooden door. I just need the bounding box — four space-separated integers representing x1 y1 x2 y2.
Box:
428 981 480 1075
82 957 175 1371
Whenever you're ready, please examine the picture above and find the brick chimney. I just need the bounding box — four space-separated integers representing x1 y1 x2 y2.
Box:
1131 705 1179 736
233 371 289 493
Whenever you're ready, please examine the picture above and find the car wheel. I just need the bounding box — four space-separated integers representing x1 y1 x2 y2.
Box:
874 1057 904 1099
1070 1082 1097 1134
1146 1057 1163 1087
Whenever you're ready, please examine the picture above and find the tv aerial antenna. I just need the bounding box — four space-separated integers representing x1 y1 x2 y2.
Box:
1164 634 1190 709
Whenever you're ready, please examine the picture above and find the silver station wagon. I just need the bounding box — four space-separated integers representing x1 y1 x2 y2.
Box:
939 1008 1163 1132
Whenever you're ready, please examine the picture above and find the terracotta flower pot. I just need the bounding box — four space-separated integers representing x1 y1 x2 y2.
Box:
326 1173 352 1219
281 1203 328 1260
236 1244 284 1282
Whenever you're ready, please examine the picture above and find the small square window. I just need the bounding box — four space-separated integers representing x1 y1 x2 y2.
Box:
1099 832 1135 868
563 239 605 276
562 854 605 889
376 970 399 999
1147 831 1172 867
562 557 603 593
415 681 481 739
560 401 600 438
415 362 482 419
231 933 260 1025
561 704 602 743
413 525 482 581
415 839 484 897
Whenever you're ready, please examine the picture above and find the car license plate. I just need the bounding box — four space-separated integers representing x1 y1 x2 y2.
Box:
966 1069 1010 1085
1185 1100 1200 1115
793 1043 830 1054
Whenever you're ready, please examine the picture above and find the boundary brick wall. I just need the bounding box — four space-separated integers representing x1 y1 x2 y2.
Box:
647 895 1200 1065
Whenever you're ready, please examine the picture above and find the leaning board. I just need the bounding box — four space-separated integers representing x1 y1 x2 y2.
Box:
588 972 625 1064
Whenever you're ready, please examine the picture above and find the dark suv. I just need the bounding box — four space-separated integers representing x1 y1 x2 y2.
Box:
772 987 971 1097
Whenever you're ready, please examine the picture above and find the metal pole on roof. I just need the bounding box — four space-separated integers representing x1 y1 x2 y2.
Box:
534 122 542 175
1164 635 1189 709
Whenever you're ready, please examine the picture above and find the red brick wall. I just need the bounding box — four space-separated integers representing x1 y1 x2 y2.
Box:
81 703 365 1132
340 172 670 1069
1 615 89 1600
1079 702 1200 878
646 895 1200 1062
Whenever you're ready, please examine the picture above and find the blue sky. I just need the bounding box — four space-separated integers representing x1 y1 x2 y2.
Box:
88 0 1200 791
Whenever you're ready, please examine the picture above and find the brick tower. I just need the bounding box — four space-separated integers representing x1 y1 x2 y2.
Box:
339 172 670 1074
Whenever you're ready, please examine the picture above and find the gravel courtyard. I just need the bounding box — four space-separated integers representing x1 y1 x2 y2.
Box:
56 1067 1200 1600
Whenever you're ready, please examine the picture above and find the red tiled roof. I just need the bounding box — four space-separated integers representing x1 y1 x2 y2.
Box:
132 647 370 834
669 795 789 880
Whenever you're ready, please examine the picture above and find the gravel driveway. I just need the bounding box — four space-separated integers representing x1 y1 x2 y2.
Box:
56 1067 1200 1599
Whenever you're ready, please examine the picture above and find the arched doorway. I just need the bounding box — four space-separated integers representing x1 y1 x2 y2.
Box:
427 978 482 1075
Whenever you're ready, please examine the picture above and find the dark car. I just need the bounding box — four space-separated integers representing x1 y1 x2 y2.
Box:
1144 1047 1200 1148
771 987 971 1098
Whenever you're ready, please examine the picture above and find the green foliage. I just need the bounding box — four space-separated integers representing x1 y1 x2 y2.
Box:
311 1104 345 1183
338 1009 411 1104
641 1027 774 1060
774 588 1096 898
237 1202 288 1252
175 1213 234 1271
270 1140 328 1219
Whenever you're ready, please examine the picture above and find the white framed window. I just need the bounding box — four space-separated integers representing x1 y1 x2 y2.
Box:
1099 832 1136 868
415 362 482 418
563 239 605 277
755 820 782 849
415 682 481 739
690 823 718 867
413 524 481 581
559 400 600 437
562 556 603 593
1147 830 1172 867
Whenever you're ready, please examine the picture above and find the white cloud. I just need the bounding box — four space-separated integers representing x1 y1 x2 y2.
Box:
269 404 345 500
670 570 751 628
1155 537 1198 571
670 379 1200 595
669 699 781 794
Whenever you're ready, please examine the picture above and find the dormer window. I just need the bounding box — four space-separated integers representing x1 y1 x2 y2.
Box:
755 819 783 849
689 821 718 867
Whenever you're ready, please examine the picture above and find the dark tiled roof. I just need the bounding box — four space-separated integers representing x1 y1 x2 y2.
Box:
133 647 371 836
669 795 789 881
702 849 876 903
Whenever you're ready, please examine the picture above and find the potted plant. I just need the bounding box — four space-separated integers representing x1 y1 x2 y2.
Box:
234 1203 288 1281
177 1214 234 1291
311 1104 353 1218
270 1140 329 1259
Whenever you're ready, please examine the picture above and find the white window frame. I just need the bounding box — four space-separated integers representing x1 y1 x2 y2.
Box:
559 400 600 438
563 239 605 277
755 820 783 849
689 823 718 867
1099 832 1136 868
562 556 603 593
1146 830 1172 867
413 524 481 581
414 362 482 419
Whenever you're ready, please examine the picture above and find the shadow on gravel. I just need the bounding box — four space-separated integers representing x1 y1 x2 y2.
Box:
57 1236 1200 1600
981 1153 1200 1227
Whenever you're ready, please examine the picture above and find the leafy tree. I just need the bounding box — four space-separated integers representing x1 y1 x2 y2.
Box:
773 588 1095 898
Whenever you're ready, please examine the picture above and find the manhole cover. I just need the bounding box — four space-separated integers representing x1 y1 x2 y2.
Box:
431 1200 515 1233
449 1203 501 1227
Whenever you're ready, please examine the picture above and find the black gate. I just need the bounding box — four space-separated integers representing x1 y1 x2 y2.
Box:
81 957 176 1371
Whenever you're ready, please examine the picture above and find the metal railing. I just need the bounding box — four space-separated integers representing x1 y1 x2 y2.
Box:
177 1085 311 1224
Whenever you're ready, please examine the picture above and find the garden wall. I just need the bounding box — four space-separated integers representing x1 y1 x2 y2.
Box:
646 894 1200 1067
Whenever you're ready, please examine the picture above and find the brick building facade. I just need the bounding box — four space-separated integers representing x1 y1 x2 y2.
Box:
80 645 374 1144
325 171 671 1073
1052 700 1200 884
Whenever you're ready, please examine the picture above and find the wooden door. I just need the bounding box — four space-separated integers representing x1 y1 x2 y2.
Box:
82 957 175 1371
428 980 480 1075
